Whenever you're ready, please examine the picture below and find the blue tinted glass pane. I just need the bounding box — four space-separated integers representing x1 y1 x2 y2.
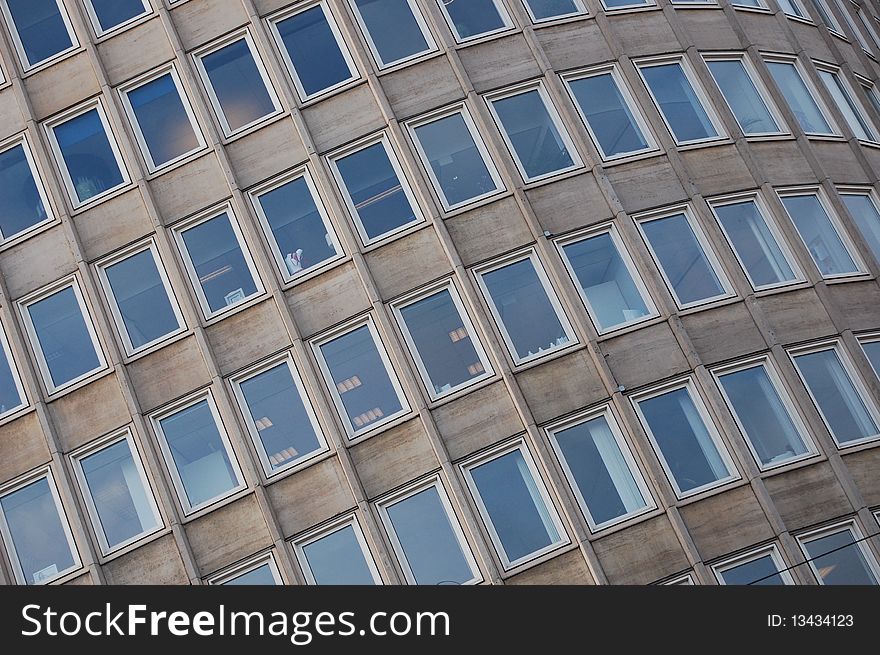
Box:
335 142 419 240
841 194 880 263
767 61 833 135
780 195 859 276
104 249 181 350
707 60 780 135
88 0 146 32
443 0 506 39
0 144 48 239
721 555 786 585
641 63 718 142
568 73 650 158
222 564 278 585
127 74 200 167
28 286 101 388
524 0 581 19
180 213 259 314
53 109 125 203
201 39 276 133
302 525 377 584
0 339 23 415
864 341 880 377
803 531 879 584
276 6 353 97
6 0 73 67
354 0 429 65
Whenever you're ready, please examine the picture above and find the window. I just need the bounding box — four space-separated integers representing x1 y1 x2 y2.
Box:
231 354 328 477
635 57 725 145
816 66 878 141
0 471 80 585
708 194 802 290
328 134 424 244
859 78 880 118
662 573 695 585
547 407 654 531
635 207 733 308
557 225 657 333
811 0 845 34
563 66 658 161
461 440 568 569
858 335 880 378
44 101 129 207
474 251 577 365
312 318 410 439
853 2 880 51
83 0 151 36
193 31 282 138
713 545 794 585
208 552 283 585
798 522 880 584
765 57 837 136
777 190 864 278
392 282 493 400
269 1 359 102
120 66 206 172
250 169 342 281
840 189 880 263
837 0 874 51
0 321 26 419
521 0 586 22
377 478 481 585
173 205 264 320
151 392 246 515
601 0 655 10
19 278 106 394
408 106 504 211
0 135 54 242
704 55 787 136
731 0 767 8
71 429 162 555
294 516 383 584
777 0 811 20
714 358 816 470
348 0 435 68
0 0 77 71
631 380 738 498
436 0 513 43
485 82 581 182
96 240 186 356
790 342 880 447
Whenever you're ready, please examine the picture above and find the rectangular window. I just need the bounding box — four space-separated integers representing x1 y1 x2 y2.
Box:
547 407 654 531
563 66 658 161
1 0 77 71
19 278 106 394
636 207 733 308
83 0 151 36
392 282 493 400
777 0 811 19
765 57 838 136
231 354 328 477
855 2 880 50
294 516 383 584
44 101 129 207
708 194 802 290
557 225 657 333
860 79 880 118
714 357 816 470
193 31 282 138
521 0 586 22
635 57 726 145
377 478 481 585
840 189 880 264
812 0 845 34
436 0 513 43
631 380 738 498
250 169 342 282
312 317 410 439
328 134 424 244
713 545 794 585
798 522 880 584
485 82 581 182
837 0 874 51
816 66 878 141
269 2 359 102
348 0 435 68
0 321 26 419
0 471 80 585
96 240 186 356
120 66 206 172
173 205 264 320
71 429 162 555
208 552 283 585
151 392 246 515
731 0 767 9
704 55 787 136
790 342 880 447
474 251 577 365
601 0 655 10
0 135 54 242
859 335 880 378
408 106 504 211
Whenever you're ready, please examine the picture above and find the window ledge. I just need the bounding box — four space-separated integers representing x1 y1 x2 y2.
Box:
95 525 170 564
521 166 589 191
672 475 747 508
69 182 138 216
0 404 34 429
144 147 213 181
509 339 584 374
439 190 512 220
595 313 667 342
375 49 444 77
298 78 367 110
343 410 418 447
179 485 254 524
44 367 115 402
595 148 664 169
261 447 336 487
20 46 85 78
278 253 350 292
118 328 192 365
674 293 741 317
452 28 519 50
218 109 289 145
496 540 575 580
425 373 502 411
529 13 592 30
201 292 272 327
756 452 826 480
91 12 158 44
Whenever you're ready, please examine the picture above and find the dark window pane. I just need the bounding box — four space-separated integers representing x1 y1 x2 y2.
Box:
302 524 378 584
803 531 879 584
6 0 73 67
353 0 429 65
641 63 718 142
567 73 650 158
442 0 507 39
127 73 200 168
88 0 147 32
0 143 49 239
222 564 278 585
201 38 276 133
53 109 125 203
276 6 354 97
721 555 787 585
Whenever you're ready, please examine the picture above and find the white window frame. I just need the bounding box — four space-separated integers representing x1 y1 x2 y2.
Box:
796 520 880 584
327 132 425 246
814 61 879 143
670 0 718 6
391 279 494 401
520 0 587 23
69 427 164 556
600 0 657 12
545 405 656 532
0 0 79 72
0 318 27 421
0 468 82 585
82 0 153 38
406 104 505 212
779 0 813 21
43 99 131 210
17 275 108 396
118 63 207 173
788 339 880 448
229 352 329 479
0 132 55 244
207 550 284 585
150 390 247 516
376 476 482 585
857 331 880 379
712 544 795 585
812 0 846 36
472 249 579 366
310 315 411 441
171 202 266 321
634 204 736 310
711 355 818 471
630 378 740 499
483 80 583 183
267 0 361 103
662 572 695 584
435 0 514 44
292 514 383 585
762 53 841 138
346 0 437 69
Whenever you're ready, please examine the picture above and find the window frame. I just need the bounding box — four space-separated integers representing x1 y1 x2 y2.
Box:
796 519 880 585
762 53 841 138
292 514 383 585
0 0 79 72
813 62 879 143
599 0 658 12
838 184 880 267
0 132 56 245
346 0 437 70
435 0 515 44
856 331 880 380
520 0 588 23
712 543 795 585
662 572 696 585
0 318 27 421
82 0 153 39
812 0 846 37
206 550 284 585
778 0 813 22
